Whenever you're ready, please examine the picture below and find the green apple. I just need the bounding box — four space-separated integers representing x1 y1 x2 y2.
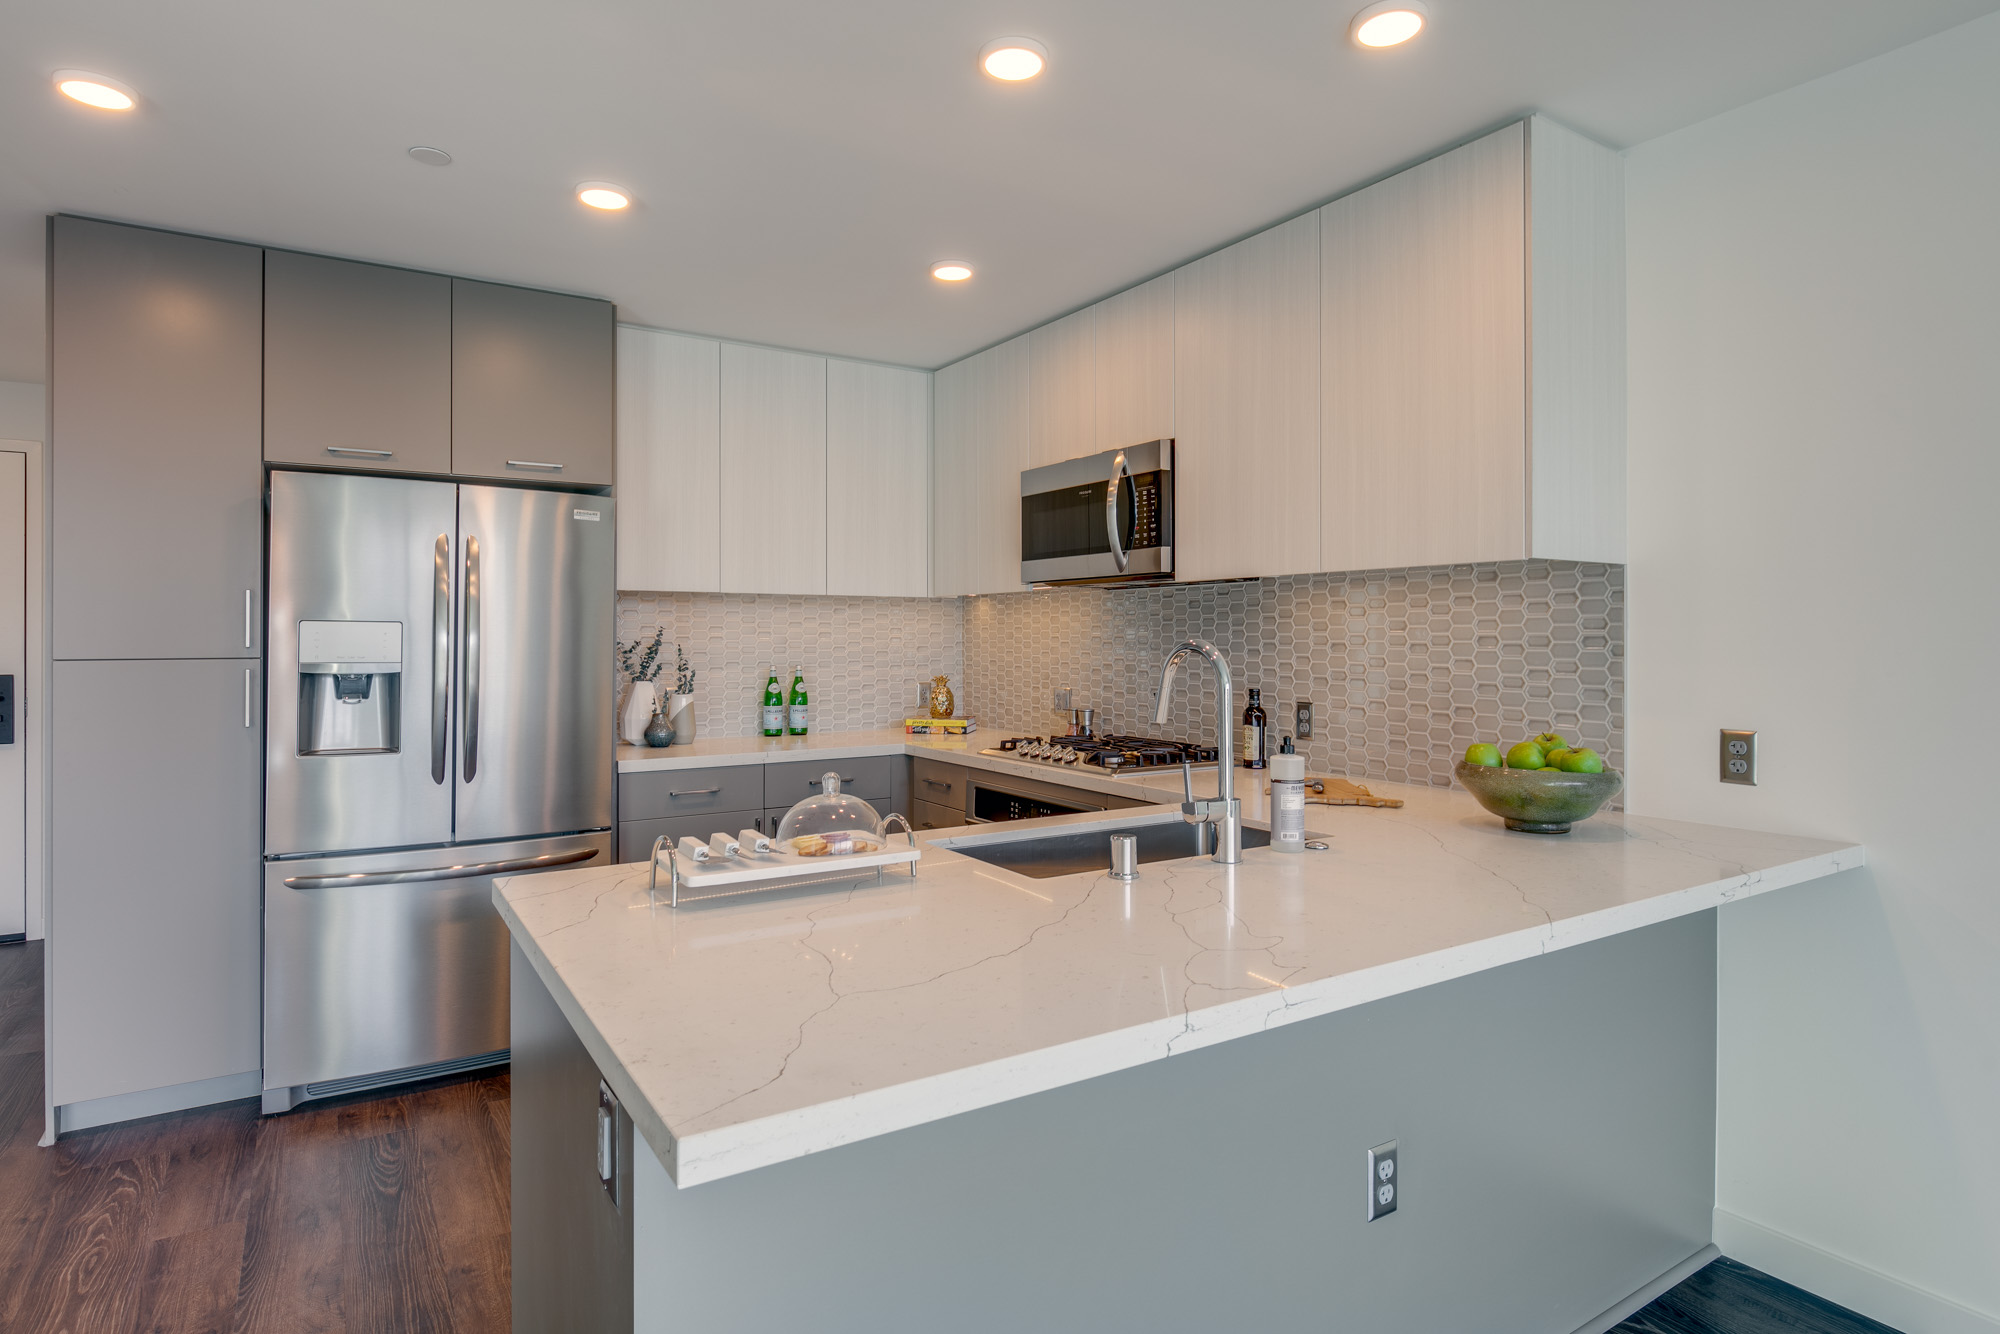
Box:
1559 748 1606 774
1505 742 1546 770
1531 732 1569 753
1464 743 1502 767
1542 747 1575 768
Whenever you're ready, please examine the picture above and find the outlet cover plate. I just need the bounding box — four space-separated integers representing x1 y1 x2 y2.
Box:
1367 1140 1398 1220
1721 729 1757 785
1295 701 1313 739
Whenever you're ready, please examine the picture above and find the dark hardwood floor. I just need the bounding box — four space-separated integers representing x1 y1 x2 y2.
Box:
1613 1257 1903 1333
2 939 1909 1334
0 940 511 1334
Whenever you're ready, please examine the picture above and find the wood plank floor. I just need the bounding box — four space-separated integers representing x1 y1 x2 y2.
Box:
0 941 511 1334
1613 1257 1904 1332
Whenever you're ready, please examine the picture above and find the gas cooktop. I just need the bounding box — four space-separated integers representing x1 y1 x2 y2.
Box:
982 734 1219 773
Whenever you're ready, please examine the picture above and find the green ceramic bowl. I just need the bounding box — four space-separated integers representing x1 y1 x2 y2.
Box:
1454 760 1624 834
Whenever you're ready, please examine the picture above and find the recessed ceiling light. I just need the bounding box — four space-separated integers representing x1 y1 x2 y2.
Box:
54 70 136 111
931 261 975 283
407 146 453 167
576 182 632 211
1350 1 1429 48
979 37 1048 81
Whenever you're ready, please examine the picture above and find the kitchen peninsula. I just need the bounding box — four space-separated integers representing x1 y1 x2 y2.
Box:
498 757 1860 1332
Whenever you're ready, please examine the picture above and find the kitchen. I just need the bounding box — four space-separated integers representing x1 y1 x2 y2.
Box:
1 3 1996 1332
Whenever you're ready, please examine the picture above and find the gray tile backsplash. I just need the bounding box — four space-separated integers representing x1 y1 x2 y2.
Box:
618 560 1623 792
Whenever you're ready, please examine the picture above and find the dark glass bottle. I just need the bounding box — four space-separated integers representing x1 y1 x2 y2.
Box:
1240 688 1268 769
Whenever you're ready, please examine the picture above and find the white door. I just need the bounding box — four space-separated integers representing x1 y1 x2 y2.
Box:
0 449 24 939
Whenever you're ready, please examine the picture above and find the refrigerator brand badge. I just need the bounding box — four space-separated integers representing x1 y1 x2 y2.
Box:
572 509 602 521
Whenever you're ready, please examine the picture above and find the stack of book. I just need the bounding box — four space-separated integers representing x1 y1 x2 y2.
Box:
904 717 978 735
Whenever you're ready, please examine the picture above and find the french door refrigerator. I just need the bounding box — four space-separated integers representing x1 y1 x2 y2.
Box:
262 470 613 1112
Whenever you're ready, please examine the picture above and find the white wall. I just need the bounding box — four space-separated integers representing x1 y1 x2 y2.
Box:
0 379 43 442
1626 12 2000 1331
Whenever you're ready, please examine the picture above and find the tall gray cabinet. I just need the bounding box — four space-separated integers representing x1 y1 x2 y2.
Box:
48 216 266 1119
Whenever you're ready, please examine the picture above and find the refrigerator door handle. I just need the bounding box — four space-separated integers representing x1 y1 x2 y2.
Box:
462 534 481 783
432 533 451 785
281 846 600 890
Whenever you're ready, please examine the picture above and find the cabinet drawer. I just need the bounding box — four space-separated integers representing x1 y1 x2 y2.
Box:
619 810 763 864
910 799 965 833
618 766 764 822
765 755 896 804
910 758 969 813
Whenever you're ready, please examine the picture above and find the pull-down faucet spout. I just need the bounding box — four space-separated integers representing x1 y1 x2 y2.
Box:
1154 639 1243 864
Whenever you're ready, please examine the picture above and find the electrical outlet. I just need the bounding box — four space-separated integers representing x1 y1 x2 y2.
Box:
1053 687 1073 711
1367 1140 1398 1220
1721 729 1757 785
1295 701 1313 739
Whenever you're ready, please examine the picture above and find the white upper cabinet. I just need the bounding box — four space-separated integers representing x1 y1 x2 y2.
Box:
1093 273 1175 452
826 360 930 597
719 343 827 595
1028 307 1096 468
1174 213 1323 582
932 334 1030 597
616 326 720 592
1320 117 1625 570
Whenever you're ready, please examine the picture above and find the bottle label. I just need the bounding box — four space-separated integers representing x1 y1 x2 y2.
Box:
1273 781 1306 845
762 706 785 732
1240 724 1265 764
789 706 808 731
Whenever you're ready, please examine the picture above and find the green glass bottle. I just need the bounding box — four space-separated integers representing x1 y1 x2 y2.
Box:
787 666 809 736
761 670 785 737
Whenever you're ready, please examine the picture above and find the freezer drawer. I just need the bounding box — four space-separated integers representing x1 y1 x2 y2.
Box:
262 831 610 1107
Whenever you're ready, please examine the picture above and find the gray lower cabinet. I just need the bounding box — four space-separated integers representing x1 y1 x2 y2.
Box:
511 939 633 1334
910 799 963 832
765 755 897 808
50 658 262 1107
50 216 264 661
263 250 451 473
619 765 764 823
619 810 764 864
910 757 969 815
452 279 615 485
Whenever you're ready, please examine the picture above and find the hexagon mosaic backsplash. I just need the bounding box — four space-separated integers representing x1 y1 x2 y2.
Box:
960 561 1624 791
617 559 1622 793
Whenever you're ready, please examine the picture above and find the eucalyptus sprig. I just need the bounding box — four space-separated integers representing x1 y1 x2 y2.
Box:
617 628 666 685
673 644 697 695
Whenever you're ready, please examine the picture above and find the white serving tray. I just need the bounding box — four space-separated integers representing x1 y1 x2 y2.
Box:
649 824 920 906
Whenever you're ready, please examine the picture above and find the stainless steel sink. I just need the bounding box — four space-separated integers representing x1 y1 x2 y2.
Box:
949 819 1272 880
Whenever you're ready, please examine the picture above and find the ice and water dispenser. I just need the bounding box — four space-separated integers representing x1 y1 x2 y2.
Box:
297 620 403 755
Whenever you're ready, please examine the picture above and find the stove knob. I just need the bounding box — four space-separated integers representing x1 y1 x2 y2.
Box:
1063 750 1082 764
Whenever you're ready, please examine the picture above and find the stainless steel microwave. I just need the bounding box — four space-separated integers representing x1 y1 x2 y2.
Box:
1020 440 1174 586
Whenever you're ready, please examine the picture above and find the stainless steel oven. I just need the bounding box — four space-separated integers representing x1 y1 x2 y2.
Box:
1020 439 1173 585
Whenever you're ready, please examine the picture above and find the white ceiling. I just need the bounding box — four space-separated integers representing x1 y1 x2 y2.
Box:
3 0 1996 382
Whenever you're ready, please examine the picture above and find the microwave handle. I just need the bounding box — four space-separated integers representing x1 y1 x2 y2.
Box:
1105 450 1132 574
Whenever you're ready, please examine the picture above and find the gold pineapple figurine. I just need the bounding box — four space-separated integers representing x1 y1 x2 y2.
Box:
927 675 955 719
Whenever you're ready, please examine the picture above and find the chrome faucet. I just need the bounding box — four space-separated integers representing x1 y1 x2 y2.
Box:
1154 638 1242 864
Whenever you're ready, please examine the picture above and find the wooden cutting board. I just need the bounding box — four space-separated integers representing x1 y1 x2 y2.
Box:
1265 776 1404 808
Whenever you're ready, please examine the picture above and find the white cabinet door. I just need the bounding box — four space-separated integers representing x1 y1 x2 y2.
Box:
1320 122 1528 571
826 360 930 597
932 335 1029 597
1094 273 1175 451
1029 306 1095 469
719 343 827 595
1174 213 1322 582
616 327 720 592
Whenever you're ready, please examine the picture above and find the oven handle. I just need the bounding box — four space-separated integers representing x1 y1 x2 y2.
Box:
1105 450 1133 574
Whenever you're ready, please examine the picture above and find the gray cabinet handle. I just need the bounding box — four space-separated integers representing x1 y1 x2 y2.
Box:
462 535 481 783
669 786 722 798
505 459 563 472
244 589 253 649
244 667 253 728
921 777 954 790
325 446 394 458
282 846 599 889
431 533 450 785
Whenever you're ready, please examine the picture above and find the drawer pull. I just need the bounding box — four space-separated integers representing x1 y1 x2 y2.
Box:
922 777 954 790
669 786 722 798
506 459 564 471
326 446 394 458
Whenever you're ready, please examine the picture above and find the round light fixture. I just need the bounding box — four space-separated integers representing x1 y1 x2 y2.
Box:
979 37 1048 81
1350 1 1429 48
407 146 453 167
575 182 632 211
931 261 975 283
54 70 136 111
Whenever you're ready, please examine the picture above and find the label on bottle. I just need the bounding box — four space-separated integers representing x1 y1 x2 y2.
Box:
1273 780 1306 848
762 705 786 732
788 705 808 732
1240 723 1265 766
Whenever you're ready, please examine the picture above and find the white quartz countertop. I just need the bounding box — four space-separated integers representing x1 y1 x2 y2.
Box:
498 774 1862 1189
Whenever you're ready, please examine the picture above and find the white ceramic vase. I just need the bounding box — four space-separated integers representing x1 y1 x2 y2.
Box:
620 681 657 745
665 692 696 746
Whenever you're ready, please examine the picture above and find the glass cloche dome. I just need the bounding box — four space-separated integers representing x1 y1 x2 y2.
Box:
775 772 887 856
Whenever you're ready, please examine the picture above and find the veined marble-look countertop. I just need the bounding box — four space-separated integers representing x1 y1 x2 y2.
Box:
497 777 1861 1189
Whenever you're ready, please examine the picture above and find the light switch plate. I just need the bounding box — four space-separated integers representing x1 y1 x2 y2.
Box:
1721 729 1757 785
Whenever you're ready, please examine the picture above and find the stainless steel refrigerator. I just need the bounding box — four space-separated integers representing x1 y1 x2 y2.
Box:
261 470 613 1113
